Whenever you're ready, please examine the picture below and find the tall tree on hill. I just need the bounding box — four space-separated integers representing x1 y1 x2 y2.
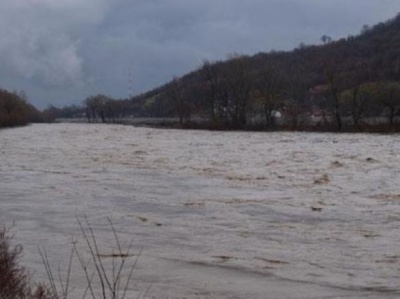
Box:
254 61 286 128
285 59 312 129
200 60 220 121
340 84 374 128
219 55 252 127
376 81 400 128
166 77 191 125
338 61 373 129
324 60 344 131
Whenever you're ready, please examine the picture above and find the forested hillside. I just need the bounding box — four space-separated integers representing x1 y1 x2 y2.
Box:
125 13 400 131
55 13 400 132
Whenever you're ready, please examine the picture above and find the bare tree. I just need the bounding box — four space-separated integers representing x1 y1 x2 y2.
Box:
200 60 220 121
285 61 312 129
166 77 191 125
376 81 400 128
340 85 371 128
219 55 252 127
321 35 332 44
325 64 344 131
84 95 117 124
254 61 285 128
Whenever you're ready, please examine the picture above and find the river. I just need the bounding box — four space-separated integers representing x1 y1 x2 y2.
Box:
1 123 400 298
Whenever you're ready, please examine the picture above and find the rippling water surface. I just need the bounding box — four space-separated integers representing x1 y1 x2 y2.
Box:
1 123 400 298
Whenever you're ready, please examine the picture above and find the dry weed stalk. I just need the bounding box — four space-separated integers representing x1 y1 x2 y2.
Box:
38 216 148 299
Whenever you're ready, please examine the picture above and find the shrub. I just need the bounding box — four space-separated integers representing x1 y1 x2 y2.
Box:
0 227 55 299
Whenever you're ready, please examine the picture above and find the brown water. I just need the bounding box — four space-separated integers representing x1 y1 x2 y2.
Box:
1 123 400 298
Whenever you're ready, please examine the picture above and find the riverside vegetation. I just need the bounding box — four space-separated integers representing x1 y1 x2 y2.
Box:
4 13 400 132
0 89 53 129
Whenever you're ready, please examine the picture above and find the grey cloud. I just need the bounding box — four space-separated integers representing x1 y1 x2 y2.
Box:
0 0 400 107
0 1 107 87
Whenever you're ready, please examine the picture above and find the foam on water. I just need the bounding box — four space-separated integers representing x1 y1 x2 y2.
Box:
1 123 400 298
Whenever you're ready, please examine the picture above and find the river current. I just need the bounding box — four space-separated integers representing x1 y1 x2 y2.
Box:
1 123 400 298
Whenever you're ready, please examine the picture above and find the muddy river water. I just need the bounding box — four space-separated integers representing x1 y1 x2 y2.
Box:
1 123 400 298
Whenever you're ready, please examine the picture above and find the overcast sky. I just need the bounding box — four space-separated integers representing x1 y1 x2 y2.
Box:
0 0 400 108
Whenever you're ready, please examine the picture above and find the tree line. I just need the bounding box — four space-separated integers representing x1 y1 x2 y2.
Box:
159 55 400 132
0 89 52 128
140 14 400 132
52 12 400 132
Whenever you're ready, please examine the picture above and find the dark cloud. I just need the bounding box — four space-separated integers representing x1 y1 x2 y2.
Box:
0 0 399 108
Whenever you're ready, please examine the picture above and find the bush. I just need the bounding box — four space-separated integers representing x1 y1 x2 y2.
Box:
0 227 55 299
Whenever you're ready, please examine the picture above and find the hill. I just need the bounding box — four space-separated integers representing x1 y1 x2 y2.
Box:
125 12 400 131
69 13 400 132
